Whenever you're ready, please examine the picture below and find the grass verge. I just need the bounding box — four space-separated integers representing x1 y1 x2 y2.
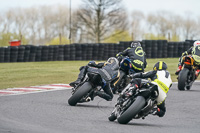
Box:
0 58 199 90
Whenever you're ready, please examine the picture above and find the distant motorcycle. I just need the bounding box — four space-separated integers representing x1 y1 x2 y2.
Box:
178 55 196 90
108 79 159 124
112 56 136 93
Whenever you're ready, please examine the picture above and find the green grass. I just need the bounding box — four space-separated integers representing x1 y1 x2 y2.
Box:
0 58 199 90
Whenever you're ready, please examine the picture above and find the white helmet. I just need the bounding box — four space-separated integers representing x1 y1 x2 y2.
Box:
107 57 119 64
193 41 200 47
131 42 141 48
107 57 119 70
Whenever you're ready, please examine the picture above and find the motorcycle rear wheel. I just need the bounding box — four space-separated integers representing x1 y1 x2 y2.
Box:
178 68 189 91
68 82 92 106
117 96 145 124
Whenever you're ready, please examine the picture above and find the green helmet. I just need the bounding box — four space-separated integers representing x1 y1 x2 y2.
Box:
192 46 200 65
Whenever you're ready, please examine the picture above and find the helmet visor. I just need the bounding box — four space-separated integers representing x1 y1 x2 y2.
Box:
193 55 200 65
131 42 141 47
107 57 119 64
192 46 200 64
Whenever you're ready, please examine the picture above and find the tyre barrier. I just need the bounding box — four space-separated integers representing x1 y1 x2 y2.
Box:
0 47 5 62
0 40 196 63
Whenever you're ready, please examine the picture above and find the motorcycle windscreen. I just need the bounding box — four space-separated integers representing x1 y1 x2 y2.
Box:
120 58 132 71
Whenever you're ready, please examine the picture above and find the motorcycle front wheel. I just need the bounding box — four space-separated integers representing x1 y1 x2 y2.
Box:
68 82 92 106
178 68 189 91
117 96 145 124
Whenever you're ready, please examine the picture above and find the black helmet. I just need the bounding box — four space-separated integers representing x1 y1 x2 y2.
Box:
153 61 167 70
131 42 141 48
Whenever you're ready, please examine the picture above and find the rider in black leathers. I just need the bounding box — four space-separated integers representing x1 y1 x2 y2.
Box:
116 41 147 73
69 57 120 101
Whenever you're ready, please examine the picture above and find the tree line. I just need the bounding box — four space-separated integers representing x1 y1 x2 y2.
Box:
0 0 200 46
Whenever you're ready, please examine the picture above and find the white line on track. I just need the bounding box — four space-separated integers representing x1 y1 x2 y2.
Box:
1 81 199 97
0 84 72 96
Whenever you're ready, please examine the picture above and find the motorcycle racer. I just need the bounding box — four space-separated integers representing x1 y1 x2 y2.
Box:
116 41 147 73
129 61 172 117
175 40 200 78
69 57 120 101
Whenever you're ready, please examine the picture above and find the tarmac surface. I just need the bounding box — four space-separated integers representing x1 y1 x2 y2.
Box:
0 82 200 133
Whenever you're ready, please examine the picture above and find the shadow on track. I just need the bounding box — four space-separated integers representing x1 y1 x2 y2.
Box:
68 103 113 109
109 121 164 127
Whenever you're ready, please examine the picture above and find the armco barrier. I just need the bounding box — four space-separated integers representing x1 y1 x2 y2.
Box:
0 40 195 63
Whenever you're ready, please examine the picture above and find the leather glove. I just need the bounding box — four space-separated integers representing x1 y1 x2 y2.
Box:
116 52 122 57
129 73 142 78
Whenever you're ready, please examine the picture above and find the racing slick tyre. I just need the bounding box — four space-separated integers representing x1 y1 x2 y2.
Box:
68 82 92 106
117 96 145 124
178 68 189 91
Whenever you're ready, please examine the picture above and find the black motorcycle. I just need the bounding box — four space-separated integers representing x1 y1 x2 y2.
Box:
108 79 159 124
68 72 117 106
112 56 135 94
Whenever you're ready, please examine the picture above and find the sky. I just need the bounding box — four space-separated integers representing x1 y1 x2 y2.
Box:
0 0 200 17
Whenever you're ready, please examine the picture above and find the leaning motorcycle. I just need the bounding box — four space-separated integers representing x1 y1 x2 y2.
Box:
68 71 112 106
112 56 136 94
108 79 159 124
68 72 103 106
178 55 197 91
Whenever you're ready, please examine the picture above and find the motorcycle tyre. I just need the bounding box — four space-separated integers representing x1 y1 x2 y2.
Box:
117 96 145 124
178 68 189 91
68 82 92 106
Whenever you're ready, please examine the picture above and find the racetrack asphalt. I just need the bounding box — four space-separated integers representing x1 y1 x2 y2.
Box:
0 82 200 133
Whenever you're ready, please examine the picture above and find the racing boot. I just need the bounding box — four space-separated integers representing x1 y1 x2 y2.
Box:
94 91 113 101
69 66 87 87
175 65 182 75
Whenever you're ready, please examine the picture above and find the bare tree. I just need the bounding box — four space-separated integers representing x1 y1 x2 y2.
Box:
53 5 69 39
169 14 182 40
0 14 3 33
153 11 172 37
146 11 182 40
76 0 128 43
181 12 199 40
197 16 200 39
70 10 84 43
23 7 40 44
2 9 15 34
131 10 144 40
13 8 27 42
